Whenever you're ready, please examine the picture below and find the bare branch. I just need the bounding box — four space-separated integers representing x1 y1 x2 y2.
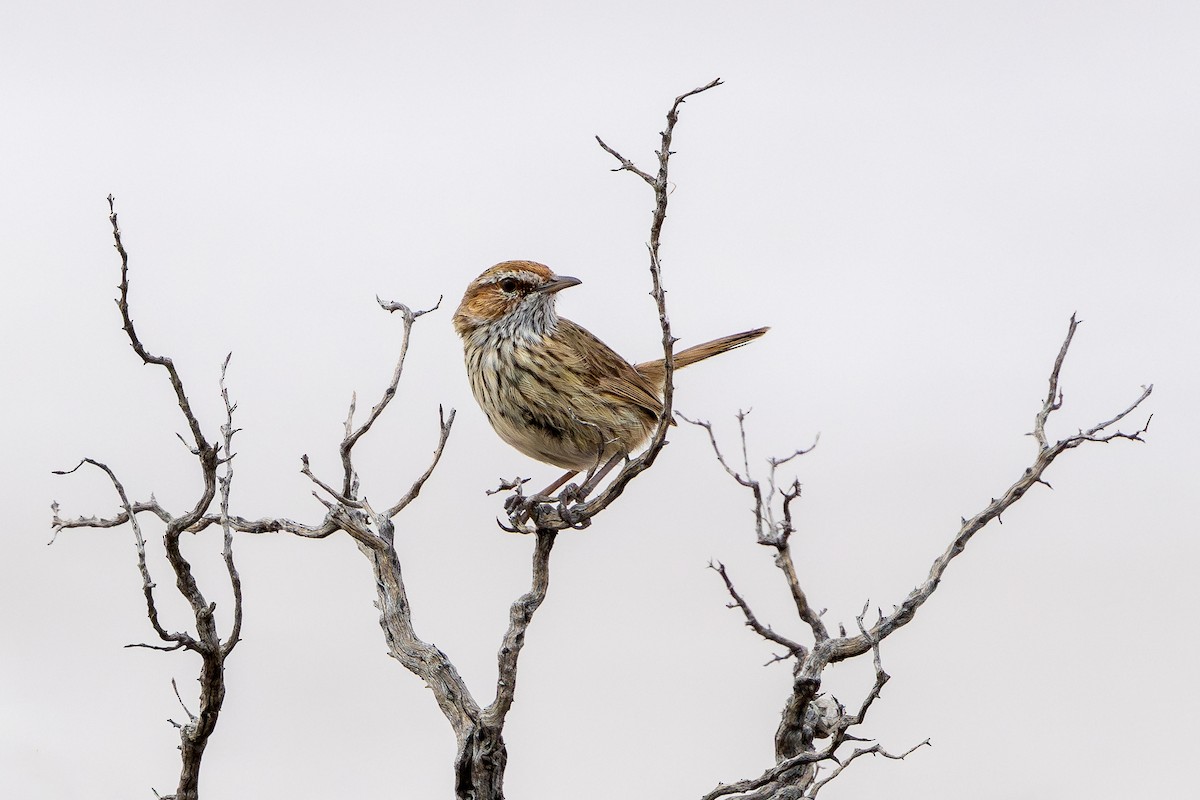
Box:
712 561 806 660
171 678 198 724
217 355 244 658
678 413 818 555
107 195 210 461
386 405 456 518
700 746 840 800
737 410 753 480
54 458 188 648
185 512 339 538
53 200 252 800
698 316 1152 669
338 295 443 496
171 300 458 542
593 136 655 183
203 290 491 791
1032 314 1077 449
125 641 186 652
698 314 1149 799
831 338 1152 661
483 531 557 727
677 413 757 488
840 606 890 729
773 543 829 645
702 673 925 800
1084 388 1153 439
807 739 931 797
301 454 362 508
50 497 173 539
679 414 826 647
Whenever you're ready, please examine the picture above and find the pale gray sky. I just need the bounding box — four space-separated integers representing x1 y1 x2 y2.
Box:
3 2 1196 798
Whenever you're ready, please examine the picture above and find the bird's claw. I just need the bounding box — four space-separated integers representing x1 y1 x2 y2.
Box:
557 502 591 530
495 515 535 535
494 479 592 535
502 492 545 534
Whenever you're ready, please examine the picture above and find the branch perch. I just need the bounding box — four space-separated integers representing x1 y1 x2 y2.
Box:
503 77 725 534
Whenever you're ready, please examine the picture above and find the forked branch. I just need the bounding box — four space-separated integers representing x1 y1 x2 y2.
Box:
339 296 444 497
53 458 183 649
108 195 208 461
694 315 1151 798
51 197 245 800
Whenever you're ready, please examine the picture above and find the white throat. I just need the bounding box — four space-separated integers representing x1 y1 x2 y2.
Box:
468 295 559 351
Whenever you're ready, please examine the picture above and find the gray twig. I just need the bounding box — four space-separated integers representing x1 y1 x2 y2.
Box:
696 315 1151 798
50 197 247 800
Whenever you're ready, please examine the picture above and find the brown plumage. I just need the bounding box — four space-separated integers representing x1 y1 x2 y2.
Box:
633 328 770 388
454 260 768 478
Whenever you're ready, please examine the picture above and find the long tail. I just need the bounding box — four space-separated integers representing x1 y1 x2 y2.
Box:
635 327 769 386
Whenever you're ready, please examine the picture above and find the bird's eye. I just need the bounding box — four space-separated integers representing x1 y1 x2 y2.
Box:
499 278 519 293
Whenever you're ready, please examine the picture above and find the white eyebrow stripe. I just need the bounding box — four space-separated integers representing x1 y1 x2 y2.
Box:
484 271 540 286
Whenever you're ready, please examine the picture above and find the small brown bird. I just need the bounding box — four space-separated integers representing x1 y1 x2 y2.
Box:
454 260 767 494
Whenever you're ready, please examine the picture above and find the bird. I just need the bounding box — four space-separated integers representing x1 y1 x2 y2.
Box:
453 260 768 498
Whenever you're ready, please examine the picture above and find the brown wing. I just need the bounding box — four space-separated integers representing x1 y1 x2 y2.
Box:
555 319 663 420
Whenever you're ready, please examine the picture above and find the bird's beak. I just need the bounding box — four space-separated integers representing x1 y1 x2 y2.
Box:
538 275 582 294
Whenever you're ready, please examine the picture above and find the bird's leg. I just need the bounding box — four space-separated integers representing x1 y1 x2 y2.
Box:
547 455 622 530
539 469 579 498
578 452 625 498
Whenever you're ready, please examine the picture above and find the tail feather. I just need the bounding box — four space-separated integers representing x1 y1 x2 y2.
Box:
635 327 769 386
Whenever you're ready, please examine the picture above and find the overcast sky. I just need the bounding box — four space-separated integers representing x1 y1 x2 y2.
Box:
3 2 1197 798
